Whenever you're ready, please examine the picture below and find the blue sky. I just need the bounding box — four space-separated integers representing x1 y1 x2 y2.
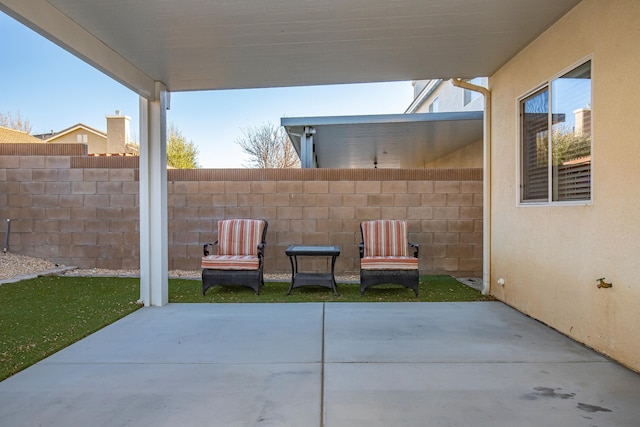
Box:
1 12 414 168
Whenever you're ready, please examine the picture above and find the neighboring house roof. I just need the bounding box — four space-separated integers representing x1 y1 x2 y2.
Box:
0 126 45 144
36 123 107 142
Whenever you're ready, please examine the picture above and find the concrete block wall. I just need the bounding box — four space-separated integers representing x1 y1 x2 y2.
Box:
0 155 141 270
1 154 483 277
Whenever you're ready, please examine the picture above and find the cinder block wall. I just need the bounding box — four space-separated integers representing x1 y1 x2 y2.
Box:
0 154 483 277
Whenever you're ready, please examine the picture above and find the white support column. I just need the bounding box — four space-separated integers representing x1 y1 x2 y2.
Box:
300 126 316 168
139 82 170 306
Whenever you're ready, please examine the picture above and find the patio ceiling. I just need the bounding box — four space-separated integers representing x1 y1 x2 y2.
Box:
1 0 581 96
282 112 483 168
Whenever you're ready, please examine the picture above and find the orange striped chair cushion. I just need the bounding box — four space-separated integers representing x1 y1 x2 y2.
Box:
201 255 260 270
361 256 418 270
217 219 264 256
361 220 409 257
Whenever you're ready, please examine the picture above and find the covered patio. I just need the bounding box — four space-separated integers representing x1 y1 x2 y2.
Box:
0 0 583 306
4 1 639 424
1 302 639 426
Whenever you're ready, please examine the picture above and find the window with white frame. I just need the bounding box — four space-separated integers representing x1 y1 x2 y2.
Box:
520 60 592 203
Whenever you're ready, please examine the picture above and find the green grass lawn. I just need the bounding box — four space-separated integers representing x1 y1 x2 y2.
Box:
0 274 491 381
0 276 142 381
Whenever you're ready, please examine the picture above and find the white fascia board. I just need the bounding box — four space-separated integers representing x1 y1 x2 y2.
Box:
0 0 156 99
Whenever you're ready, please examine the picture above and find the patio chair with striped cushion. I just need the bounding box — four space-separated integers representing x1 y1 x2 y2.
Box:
201 219 268 295
359 219 419 296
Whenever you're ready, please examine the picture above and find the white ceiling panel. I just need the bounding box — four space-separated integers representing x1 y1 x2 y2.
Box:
1 0 581 94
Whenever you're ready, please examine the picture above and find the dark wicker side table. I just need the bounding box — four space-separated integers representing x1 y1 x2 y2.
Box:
285 245 340 295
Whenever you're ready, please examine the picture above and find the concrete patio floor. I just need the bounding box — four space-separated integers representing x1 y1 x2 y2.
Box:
1 302 639 426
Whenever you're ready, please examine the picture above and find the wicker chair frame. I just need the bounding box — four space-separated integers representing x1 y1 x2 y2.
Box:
359 222 419 297
201 220 268 295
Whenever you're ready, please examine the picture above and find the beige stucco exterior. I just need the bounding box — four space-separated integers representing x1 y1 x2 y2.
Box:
49 127 106 153
106 113 131 153
44 114 130 154
425 139 483 168
408 79 487 168
489 0 640 372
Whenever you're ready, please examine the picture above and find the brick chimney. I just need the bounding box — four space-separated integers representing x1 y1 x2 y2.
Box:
105 110 131 153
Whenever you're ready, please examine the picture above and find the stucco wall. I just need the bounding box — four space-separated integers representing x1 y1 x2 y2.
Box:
489 0 640 371
412 79 486 168
51 130 107 154
425 139 483 168
0 156 483 278
106 114 130 153
413 79 487 114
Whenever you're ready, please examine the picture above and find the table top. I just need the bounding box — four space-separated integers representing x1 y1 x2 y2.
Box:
285 245 340 256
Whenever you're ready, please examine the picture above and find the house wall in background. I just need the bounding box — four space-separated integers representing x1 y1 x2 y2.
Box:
407 79 487 168
425 139 483 168
55 128 107 154
105 113 131 153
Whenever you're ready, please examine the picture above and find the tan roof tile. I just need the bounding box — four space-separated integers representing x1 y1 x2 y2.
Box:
0 126 45 144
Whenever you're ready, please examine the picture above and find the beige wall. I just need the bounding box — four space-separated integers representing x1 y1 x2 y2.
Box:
410 80 486 168
106 114 130 153
413 79 486 114
489 0 640 372
425 139 483 168
50 129 106 154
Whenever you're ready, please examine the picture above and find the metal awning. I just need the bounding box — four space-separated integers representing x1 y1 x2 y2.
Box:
282 112 483 168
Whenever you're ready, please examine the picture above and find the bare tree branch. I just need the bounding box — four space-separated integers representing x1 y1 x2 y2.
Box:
0 111 32 133
236 122 300 168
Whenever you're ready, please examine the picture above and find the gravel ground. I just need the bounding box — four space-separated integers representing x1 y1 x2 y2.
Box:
0 252 61 281
0 252 359 284
0 252 203 282
0 252 481 290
